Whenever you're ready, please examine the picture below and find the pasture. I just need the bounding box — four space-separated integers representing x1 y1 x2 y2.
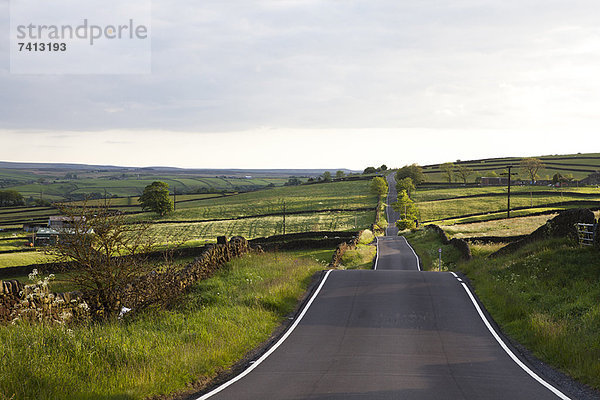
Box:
0 180 378 268
412 186 600 224
421 152 600 183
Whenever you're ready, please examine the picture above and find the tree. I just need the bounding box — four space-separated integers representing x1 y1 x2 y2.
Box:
393 190 420 230
363 166 377 175
397 177 415 198
395 164 425 186
139 181 174 216
322 171 332 182
285 177 302 186
455 165 474 184
370 176 388 196
440 163 455 183
50 202 156 318
379 164 388 171
520 158 544 183
335 170 345 179
0 190 24 207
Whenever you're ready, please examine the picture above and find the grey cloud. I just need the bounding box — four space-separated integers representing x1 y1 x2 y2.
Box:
2 0 600 132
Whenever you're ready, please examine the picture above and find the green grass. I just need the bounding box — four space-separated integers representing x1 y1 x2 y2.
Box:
0 237 31 252
0 207 58 229
421 152 600 182
0 248 334 400
0 251 52 268
132 180 376 222
401 229 462 271
5 173 289 202
413 186 600 202
147 210 375 241
460 239 600 389
341 245 376 269
440 214 555 238
418 193 600 222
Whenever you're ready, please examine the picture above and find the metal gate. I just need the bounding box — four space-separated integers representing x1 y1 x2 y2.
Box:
576 223 596 246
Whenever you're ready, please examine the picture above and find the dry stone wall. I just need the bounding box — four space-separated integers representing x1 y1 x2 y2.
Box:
491 208 596 257
0 277 89 325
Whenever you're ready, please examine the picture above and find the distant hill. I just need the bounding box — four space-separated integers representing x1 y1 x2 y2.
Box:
0 161 360 202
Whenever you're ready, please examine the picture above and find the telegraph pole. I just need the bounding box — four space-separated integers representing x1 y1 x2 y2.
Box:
501 166 517 218
507 166 511 218
282 200 286 235
173 188 177 211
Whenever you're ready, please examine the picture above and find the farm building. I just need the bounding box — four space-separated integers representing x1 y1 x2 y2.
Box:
48 216 83 229
31 227 60 246
581 172 600 185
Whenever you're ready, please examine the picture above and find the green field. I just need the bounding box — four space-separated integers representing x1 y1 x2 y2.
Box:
421 152 600 183
9 176 289 201
135 180 375 222
411 185 600 223
440 214 556 238
148 210 375 242
0 180 377 268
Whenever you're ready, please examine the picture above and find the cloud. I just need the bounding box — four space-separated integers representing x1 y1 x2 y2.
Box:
1 0 600 166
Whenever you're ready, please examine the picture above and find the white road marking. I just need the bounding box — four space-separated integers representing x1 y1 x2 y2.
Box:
196 270 334 399
401 236 421 271
374 237 380 270
453 274 572 400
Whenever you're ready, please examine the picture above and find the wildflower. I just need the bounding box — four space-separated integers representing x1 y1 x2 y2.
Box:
28 269 38 280
118 306 131 319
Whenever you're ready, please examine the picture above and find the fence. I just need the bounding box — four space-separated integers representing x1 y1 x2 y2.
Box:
576 223 596 246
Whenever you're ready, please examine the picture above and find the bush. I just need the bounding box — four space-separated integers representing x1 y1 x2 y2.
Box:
396 219 416 231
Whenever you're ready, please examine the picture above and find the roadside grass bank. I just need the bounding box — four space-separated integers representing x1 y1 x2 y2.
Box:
403 229 600 390
340 230 376 269
0 249 334 400
401 229 462 271
440 214 555 238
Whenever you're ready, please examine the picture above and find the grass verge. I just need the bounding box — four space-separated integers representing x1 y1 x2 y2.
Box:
460 238 600 389
0 248 333 400
401 229 462 271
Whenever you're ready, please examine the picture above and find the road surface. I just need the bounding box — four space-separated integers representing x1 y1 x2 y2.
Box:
197 174 571 400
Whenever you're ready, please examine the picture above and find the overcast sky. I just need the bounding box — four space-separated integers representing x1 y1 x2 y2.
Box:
1 0 599 169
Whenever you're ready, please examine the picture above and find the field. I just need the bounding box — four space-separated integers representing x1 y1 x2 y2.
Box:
0 180 378 268
0 249 337 400
148 211 374 241
0 163 312 203
412 185 600 224
9 176 290 202
421 152 600 183
440 214 556 238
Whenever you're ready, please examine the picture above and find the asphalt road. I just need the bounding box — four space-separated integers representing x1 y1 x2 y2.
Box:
198 174 571 400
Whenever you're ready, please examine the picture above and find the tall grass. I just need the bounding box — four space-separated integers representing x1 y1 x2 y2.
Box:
460 239 600 388
0 249 333 400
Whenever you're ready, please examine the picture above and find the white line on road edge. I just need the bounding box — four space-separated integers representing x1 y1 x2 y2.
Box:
374 237 380 270
401 236 421 271
454 274 571 400
196 269 334 399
